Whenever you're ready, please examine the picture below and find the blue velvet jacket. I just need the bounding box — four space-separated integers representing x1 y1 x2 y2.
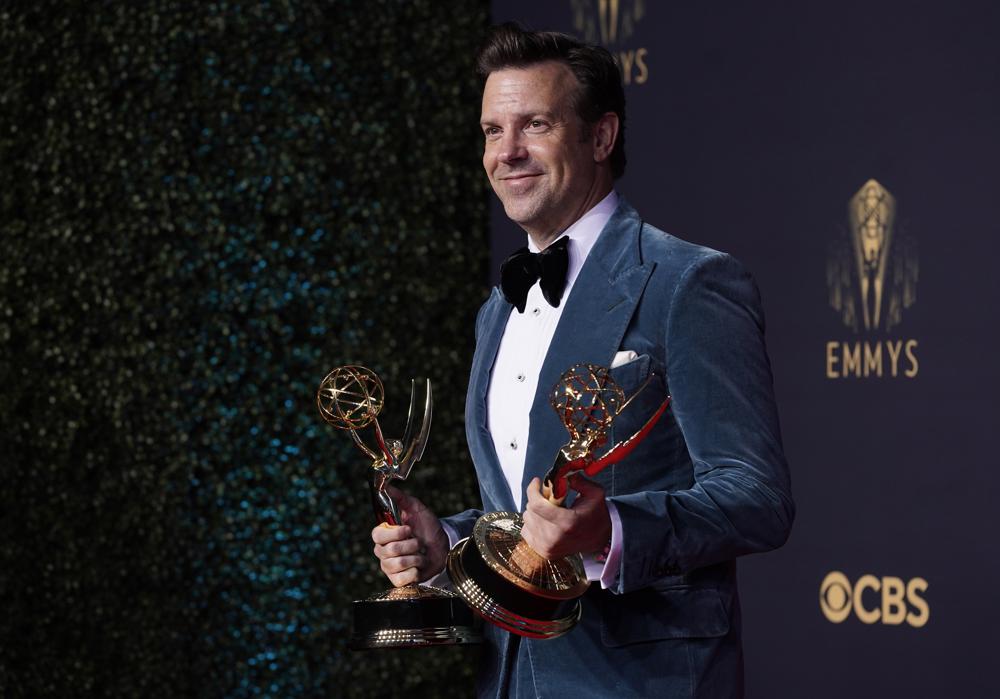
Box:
442 199 795 699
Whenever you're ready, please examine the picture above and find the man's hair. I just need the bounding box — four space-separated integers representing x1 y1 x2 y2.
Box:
476 22 627 179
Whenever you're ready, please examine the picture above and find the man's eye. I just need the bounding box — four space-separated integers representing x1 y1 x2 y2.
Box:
525 120 547 132
484 126 501 138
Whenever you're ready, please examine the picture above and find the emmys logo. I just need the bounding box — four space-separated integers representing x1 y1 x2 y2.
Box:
820 571 929 628
570 0 649 85
824 179 920 378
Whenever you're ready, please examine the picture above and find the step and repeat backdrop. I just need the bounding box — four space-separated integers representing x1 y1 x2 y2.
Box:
489 2 999 696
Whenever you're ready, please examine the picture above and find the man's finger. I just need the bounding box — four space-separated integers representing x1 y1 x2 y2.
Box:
381 554 423 575
525 478 563 515
372 524 410 545
520 510 544 553
384 484 408 505
524 477 543 503
386 485 426 517
521 508 537 537
526 496 570 528
521 514 558 559
388 568 420 587
374 537 420 560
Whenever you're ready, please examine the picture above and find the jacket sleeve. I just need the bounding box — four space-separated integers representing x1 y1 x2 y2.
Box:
607 252 795 594
437 295 493 542
439 508 483 542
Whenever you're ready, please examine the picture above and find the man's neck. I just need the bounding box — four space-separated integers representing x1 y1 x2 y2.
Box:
526 182 614 250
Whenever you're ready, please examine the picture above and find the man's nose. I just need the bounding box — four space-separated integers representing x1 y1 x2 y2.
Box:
496 130 527 164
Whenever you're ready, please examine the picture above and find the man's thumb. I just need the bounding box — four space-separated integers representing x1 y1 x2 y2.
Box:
384 484 407 504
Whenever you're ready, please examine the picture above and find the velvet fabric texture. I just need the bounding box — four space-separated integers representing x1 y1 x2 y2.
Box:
443 199 795 698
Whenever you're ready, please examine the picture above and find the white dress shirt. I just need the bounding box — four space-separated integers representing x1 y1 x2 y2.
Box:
487 190 618 509
485 190 623 588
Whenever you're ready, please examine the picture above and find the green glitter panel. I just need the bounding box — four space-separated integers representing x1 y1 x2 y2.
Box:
0 2 489 696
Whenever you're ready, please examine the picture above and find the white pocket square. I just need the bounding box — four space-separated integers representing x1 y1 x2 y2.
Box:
611 350 638 368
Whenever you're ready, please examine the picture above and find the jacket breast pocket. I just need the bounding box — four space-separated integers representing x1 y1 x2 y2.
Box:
600 586 731 647
605 353 673 456
607 352 652 396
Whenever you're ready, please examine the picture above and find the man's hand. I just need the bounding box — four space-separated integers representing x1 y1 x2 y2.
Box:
371 486 449 587
521 474 612 560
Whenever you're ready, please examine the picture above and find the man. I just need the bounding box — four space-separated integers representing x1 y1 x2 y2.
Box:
372 23 794 698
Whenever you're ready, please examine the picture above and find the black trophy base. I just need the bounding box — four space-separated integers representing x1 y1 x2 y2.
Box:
350 584 482 650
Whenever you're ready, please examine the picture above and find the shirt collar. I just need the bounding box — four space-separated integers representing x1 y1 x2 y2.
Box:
527 190 619 289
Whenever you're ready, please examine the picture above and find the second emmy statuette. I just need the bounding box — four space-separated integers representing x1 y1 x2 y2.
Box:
317 365 481 649
447 363 671 639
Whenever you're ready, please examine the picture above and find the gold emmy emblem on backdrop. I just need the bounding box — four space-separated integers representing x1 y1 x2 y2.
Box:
850 180 895 331
317 366 481 649
570 0 650 85
571 0 644 45
447 364 670 639
827 179 918 333
824 179 921 378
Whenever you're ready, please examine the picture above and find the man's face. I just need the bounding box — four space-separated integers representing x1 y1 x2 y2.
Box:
480 61 601 242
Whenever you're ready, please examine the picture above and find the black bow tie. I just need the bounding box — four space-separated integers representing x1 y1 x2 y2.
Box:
499 236 570 314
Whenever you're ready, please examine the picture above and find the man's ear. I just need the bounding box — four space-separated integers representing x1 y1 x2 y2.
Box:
592 112 620 164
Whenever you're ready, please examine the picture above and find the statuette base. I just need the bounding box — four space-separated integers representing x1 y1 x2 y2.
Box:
446 511 587 640
350 585 482 650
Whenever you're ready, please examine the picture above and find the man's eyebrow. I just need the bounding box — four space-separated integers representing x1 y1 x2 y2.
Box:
480 110 559 125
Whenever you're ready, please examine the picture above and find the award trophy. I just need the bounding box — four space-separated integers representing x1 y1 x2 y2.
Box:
317 365 481 649
447 363 671 639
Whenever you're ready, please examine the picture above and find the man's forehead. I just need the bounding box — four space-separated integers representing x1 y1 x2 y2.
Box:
481 62 578 117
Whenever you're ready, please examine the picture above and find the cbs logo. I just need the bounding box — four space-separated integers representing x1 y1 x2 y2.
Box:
820 571 929 627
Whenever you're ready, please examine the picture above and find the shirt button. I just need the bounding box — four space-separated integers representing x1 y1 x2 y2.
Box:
532 307 541 316
509 439 518 450
516 373 525 382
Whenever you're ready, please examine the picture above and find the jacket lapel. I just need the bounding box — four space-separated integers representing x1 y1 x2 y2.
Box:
466 288 519 513
521 200 654 499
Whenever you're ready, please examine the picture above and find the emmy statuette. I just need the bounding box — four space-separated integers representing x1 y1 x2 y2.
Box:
317 365 481 649
447 363 670 639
